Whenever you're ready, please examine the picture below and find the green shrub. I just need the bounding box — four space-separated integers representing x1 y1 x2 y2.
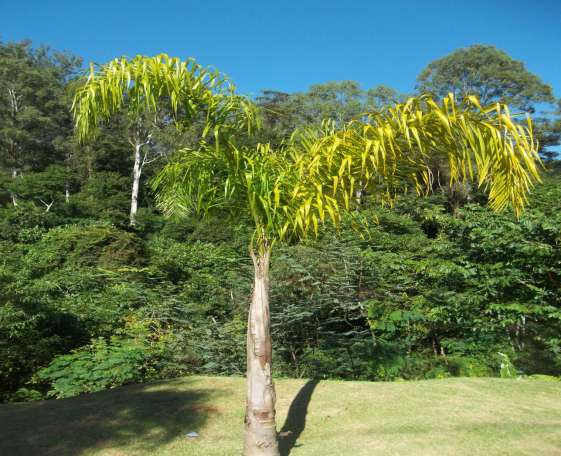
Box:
424 366 451 379
23 224 144 275
10 388 44 402
447 356 494 377
37 321 168 399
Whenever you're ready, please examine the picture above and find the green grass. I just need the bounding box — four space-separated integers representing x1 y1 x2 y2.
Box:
1 376 560 455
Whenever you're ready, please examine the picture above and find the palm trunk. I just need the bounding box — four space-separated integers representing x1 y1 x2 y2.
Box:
130 142 142 227
244 247 279 456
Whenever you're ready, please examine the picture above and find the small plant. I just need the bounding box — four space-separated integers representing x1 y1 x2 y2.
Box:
10 387 44 402
498 352 517 378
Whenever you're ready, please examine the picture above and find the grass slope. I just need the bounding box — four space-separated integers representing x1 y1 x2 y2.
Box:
1 376 560 456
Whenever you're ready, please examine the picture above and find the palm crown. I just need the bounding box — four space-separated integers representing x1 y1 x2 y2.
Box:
72 53 256 142
153 93 540 250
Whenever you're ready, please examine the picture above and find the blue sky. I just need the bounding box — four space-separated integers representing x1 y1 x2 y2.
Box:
1 0 560 102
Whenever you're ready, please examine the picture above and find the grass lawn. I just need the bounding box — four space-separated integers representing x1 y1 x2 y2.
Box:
1 376 560 456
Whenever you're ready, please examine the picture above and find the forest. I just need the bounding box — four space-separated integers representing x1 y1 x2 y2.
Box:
1 39 561 406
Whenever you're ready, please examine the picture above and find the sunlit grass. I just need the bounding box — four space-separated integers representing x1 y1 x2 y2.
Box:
1 376 560 455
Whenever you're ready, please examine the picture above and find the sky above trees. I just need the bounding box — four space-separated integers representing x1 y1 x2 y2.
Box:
1 0 560 99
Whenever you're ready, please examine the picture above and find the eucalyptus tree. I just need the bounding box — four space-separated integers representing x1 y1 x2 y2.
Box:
154 93 540 456
72 54 251 226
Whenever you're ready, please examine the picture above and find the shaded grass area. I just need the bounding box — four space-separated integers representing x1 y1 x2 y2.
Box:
1 376 560 455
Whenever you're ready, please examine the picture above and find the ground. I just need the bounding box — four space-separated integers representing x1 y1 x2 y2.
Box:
1 376 560 456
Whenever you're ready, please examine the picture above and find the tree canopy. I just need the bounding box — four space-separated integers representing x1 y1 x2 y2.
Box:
0 41 80 173
71 53 258 225
416 45 555 113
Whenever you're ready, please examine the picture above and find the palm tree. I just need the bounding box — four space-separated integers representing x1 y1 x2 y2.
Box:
153 93 540 456
72 54 253 226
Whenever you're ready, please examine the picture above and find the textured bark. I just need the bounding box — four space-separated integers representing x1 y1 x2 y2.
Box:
130 142 142 227
244 247 279 456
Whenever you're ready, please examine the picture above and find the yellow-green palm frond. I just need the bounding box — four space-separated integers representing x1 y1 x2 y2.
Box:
152 144 230 218
154 94 541 251
303 94 541 217
72 54 257 142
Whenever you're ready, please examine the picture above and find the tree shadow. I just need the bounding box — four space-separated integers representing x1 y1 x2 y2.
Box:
0 379 218 456
279 378 320 456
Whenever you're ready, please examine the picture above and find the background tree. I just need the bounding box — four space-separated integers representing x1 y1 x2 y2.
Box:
153 93 540 456
415 45 554 112
366 84 405 110
537 99 561 162
72 54 250 226
415 45 556 206
0 40 80 205
292 81 366 126
254 82 404 147
254 91 298 147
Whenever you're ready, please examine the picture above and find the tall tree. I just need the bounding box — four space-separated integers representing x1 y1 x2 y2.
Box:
366 84 404 110
72 54 251 226
255 82 404 147
293 80 366 126
153 93 540 456
0 40 80 205
416 45 556 203
254 90 298 147
416 45 554 112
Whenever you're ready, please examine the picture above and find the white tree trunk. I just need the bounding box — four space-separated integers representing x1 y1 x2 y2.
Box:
244 247 279 456
130 143 142 226
40 199 54 212
65 184 70 204
11 168 18 207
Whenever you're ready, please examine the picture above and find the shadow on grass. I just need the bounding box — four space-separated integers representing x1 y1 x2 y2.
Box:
0 379 217 456
279 378 320 456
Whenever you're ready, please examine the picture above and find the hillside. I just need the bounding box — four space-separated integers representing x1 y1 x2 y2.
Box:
1 376 560 456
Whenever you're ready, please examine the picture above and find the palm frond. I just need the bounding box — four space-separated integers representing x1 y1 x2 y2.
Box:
72 54 257 142
154 94 541 249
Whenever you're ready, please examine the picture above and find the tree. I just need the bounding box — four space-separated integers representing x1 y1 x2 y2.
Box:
9 165 79 212
0 40 80 206
254 83 404 148
72 54 252 226
415 45 555 205
537 99 561 161
366 84 405 110
153 93 540 455
293 81 366 126
254 90 299 147
416 45 554 113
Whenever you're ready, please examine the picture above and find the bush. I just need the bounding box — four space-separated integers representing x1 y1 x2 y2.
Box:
37 320 168 398
23 224 144 275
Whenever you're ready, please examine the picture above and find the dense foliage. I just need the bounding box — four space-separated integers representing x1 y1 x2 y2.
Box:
1 40 560 402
